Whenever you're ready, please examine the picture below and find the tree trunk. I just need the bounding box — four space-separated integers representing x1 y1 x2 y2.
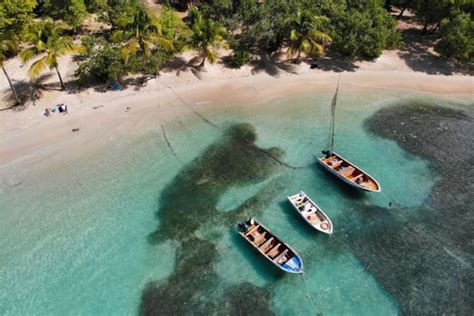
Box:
199 56 206 67
55 66 65 90
398 7 406 18
422 22 429 36
2 66 21 105
384 0 392 11
295 50 302 63
430 22 441 35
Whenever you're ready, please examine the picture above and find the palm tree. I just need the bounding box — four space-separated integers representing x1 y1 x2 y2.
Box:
111 6 173 69
190 12 228 67
20 19 80 90
0 33 21 105
286 10 332 63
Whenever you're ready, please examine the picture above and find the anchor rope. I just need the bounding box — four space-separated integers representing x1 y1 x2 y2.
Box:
158 76 311 170
300 274 324 315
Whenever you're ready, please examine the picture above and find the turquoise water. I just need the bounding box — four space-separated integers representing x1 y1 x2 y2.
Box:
1 89 458 315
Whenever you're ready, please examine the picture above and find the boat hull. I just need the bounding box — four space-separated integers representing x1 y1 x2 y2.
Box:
318 151 381 192
238 219 304 274
288 191 333 234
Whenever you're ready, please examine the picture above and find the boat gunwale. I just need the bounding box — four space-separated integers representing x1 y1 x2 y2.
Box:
287 191 333 234
238 218 304 274
318 151 382 192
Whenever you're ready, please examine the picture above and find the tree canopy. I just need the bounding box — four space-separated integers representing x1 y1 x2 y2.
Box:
436 11 473 62
0 0 471 93
21 19 81 89
0 0 37 35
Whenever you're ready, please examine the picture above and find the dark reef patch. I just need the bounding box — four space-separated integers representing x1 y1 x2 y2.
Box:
140 123 282 315
341 102 474 315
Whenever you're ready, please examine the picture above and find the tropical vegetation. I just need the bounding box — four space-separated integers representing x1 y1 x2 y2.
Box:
189 10 228 67
0 0 471 104
0 32 21 104
20 19 81 90
285 10 331 63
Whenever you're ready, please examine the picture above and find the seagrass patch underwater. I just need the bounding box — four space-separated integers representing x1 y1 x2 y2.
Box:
360 102 474 315
140 123 283 315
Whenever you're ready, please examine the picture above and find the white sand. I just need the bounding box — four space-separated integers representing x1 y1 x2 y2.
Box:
0 49 473 168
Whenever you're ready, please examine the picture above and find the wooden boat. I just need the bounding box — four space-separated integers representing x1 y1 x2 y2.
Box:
237 218 304 274
318 76 381 192
318 151 381 192
287 191 333 234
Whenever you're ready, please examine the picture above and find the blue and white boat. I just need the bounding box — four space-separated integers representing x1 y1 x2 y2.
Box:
238 218 304 274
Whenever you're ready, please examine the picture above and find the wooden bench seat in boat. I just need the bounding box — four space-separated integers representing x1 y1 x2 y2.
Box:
245 225 259 237
259 237 274 253
339 166 355 177
266 243 282 258
274 249 289 264
329 159 342 168
324 156 337 163
351 174 363 182
254 232 267 246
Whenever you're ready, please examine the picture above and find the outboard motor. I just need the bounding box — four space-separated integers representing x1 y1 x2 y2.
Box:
238 222 249 231
321 150 330 157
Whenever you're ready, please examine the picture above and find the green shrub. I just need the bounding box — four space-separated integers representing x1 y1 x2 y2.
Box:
228 47 250 68
75 37 130 84
435 12 473 62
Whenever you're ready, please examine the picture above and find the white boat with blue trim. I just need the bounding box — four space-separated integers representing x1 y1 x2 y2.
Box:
238 218 304 274
287 191 333 234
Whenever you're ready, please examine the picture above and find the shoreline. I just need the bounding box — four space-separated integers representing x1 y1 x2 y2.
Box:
1 52 473 168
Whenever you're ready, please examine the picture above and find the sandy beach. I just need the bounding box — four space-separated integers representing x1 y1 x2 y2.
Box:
1 44 473 316
0 48 473 169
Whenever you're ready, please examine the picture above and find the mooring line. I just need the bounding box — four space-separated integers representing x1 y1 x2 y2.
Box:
300 274 324 315
159 77 311 170
161 125 177 156
159 78 220 129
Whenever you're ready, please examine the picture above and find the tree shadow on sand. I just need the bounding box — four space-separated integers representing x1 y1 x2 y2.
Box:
398 27 474 75
248 52 299 77
1 73 56 111
314 51 359 72
161 55 204 79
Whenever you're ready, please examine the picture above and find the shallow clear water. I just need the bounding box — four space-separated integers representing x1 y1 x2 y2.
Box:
0 89 468 315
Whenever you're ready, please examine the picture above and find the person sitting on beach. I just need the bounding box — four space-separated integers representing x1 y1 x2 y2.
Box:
32 89 43 105
57 104 68 113
42 108 51 117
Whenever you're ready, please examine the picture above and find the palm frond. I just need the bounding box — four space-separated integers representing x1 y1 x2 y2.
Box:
152 36 174 51
206 48 219 64
0 39 17 55
112 30 128 43
290 29 300 41
121 40 139 64
20 48 39 63
28 57 48 79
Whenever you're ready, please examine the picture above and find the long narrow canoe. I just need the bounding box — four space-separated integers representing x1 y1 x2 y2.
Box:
237 218 304 274
318 151 381 192
287 191 333 234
